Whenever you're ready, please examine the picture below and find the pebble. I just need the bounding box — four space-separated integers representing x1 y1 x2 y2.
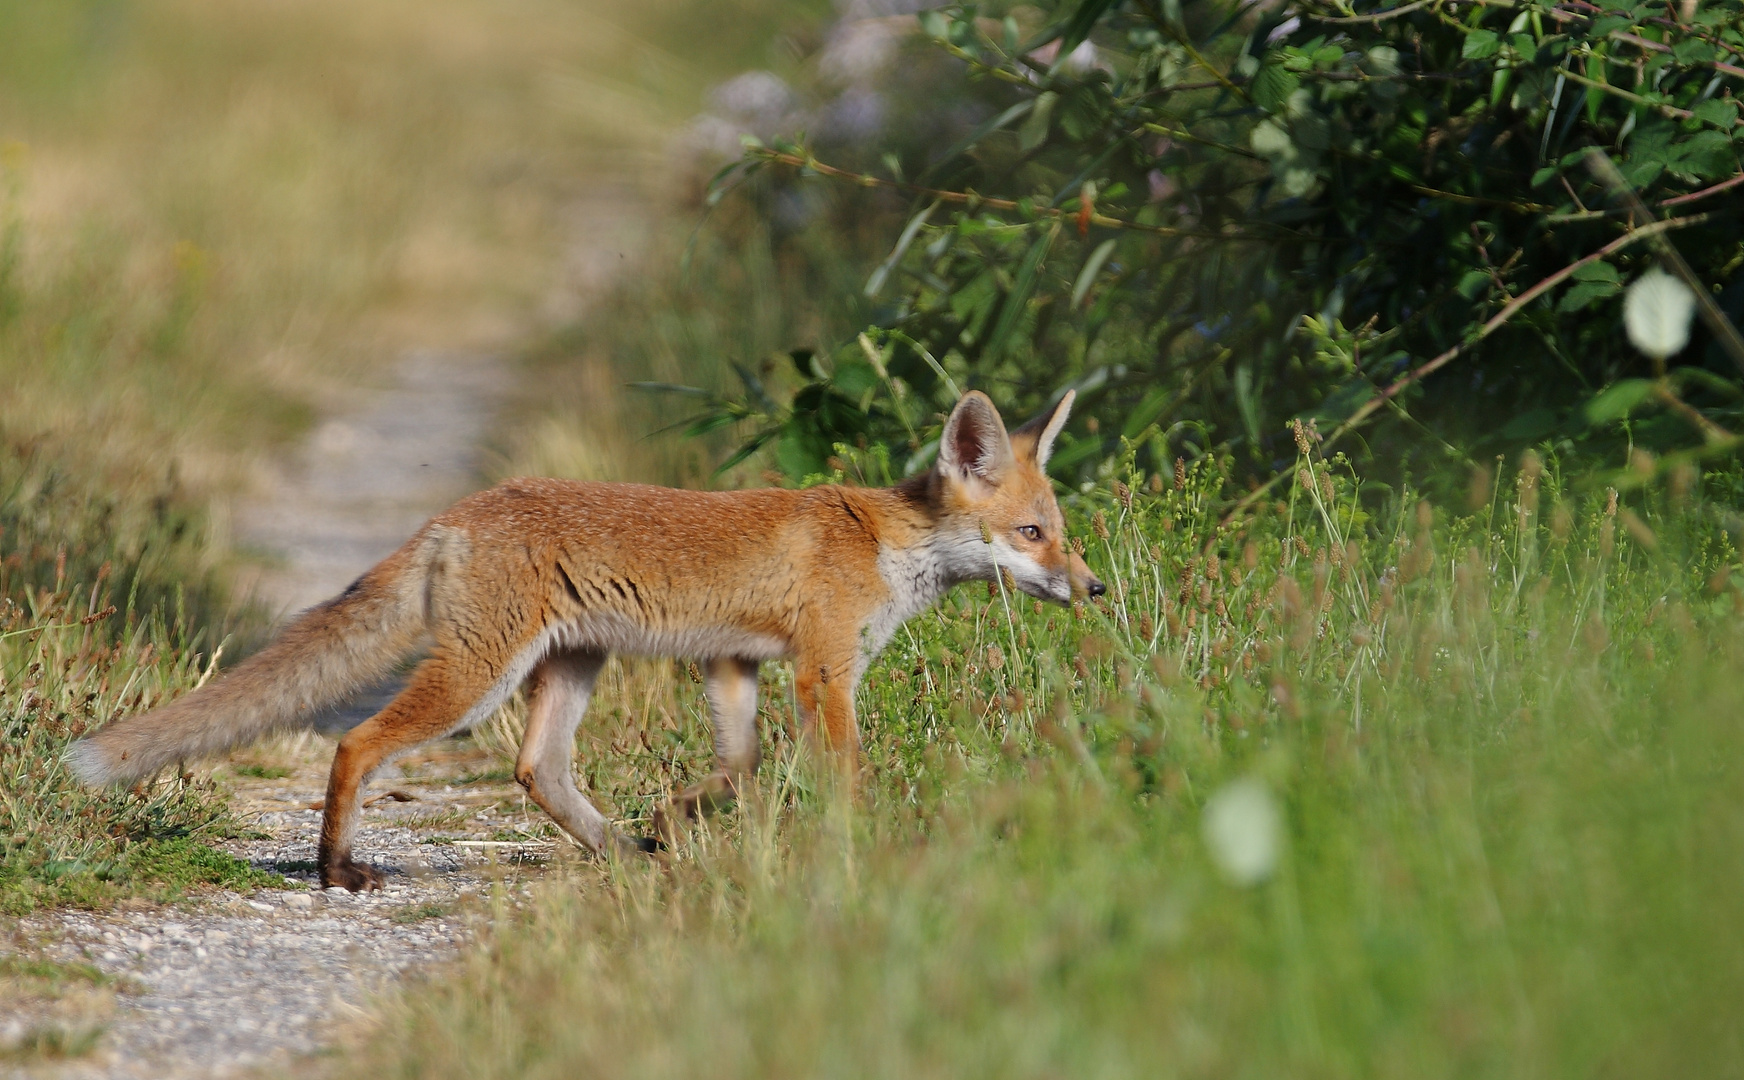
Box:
9 761 559 1080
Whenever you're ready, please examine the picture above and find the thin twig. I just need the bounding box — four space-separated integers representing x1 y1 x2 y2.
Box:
1303 0 1439 24
749 148 1294 242
1584 149 1744 378
1141 121 1264 160
1659 172 1744 209
1323 212 1716 446
1654 382 1733 443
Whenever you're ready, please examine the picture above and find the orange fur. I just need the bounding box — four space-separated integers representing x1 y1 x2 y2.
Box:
68 392 1104 889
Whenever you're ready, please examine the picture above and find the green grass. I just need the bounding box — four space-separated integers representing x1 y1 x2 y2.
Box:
455 766 516 786
392 902 453 925
0 956 109 991
360 450 1744 1078
230 764 293 780
0 563 293 914
0 1021 104 1063
401 808 477 833
0 950 115 1063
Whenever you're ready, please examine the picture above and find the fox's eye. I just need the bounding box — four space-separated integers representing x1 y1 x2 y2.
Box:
1018 525 1043 542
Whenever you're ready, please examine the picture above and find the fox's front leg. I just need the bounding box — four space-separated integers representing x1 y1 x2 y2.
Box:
656 657 759 844
793 649 862 771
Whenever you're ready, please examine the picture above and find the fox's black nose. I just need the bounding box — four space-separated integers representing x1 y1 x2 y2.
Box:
1088 578 1107 598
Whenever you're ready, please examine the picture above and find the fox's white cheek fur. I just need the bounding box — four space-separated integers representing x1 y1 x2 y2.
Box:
989 538 1071 603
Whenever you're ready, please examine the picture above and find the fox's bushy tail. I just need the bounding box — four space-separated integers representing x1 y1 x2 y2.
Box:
67 533 444 787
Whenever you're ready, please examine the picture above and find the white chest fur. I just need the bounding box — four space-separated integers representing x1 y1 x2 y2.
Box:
864 533 983 666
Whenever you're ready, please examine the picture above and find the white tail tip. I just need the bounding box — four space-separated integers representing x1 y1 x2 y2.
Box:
64 740 118 787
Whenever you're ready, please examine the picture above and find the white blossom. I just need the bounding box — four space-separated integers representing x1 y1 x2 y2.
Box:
1202 777 1283 886
1624 268 1699 361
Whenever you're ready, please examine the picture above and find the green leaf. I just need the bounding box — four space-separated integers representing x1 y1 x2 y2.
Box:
1456 269 1493 300
982 227 1056 363
1621 160 1664 189
1070 238 1118 310
1055 0 1118 58
1233 362 1263 445
628 382 712 397
1252 57 1301 114
924 99 1034 180
833 358 879 399
1692 98 1740 128
1583 378 1656 424
865 202 939 298
1530 166 1559 188
1122 384 1173 439
775 427 828 480
1672 366 1744 399
1558 279 1620 313
683 411 742 438
1462 29 1500 60
1310 377 1376 425
712 430 777 477
1019 92 1057 153
1499 407 1558 440
1671 130 1738 181
1672 38 1717 64
1572 261 1621 284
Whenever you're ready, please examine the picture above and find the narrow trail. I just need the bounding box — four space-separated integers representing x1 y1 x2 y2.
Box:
236 350 511 620
13 185 653 1079
14 737 559 1080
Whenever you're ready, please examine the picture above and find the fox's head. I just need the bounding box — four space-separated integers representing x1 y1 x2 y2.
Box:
923 390 1106 605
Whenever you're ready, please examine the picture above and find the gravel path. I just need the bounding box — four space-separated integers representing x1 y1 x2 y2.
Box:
235 349 512 620
6 177 653 1079
8 737 569 1079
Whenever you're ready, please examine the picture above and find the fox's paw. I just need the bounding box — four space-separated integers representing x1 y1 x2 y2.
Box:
651 804 684 849
614 830 666 858
320 859 386 892
655 772 738 847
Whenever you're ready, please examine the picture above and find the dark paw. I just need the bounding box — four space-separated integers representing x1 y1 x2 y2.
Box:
320 859 386 892
616 830 666 856
651 802 692 849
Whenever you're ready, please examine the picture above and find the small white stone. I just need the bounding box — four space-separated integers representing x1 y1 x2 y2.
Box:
282 893 314 910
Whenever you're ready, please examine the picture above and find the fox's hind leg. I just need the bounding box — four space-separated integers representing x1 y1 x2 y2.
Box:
514 649 647 855
655 657 760 845
319 653 505 891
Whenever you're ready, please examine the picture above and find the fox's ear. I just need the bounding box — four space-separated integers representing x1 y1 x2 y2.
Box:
1009 389 1075 468
937 391 1015 486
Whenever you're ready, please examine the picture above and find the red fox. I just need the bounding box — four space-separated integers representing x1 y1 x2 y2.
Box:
68 391 1103 890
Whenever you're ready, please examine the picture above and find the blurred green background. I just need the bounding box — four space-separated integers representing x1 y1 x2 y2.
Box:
4 1 1744 1075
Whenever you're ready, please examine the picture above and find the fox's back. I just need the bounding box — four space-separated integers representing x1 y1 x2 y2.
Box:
429 477 895 658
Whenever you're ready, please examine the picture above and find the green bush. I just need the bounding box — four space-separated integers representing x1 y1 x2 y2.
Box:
678 0 1744 489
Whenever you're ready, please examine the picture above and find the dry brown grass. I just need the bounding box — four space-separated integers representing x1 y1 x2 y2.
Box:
0 0 819 545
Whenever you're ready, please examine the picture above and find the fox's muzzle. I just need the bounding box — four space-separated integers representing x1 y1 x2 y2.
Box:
1068 552 1106 599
